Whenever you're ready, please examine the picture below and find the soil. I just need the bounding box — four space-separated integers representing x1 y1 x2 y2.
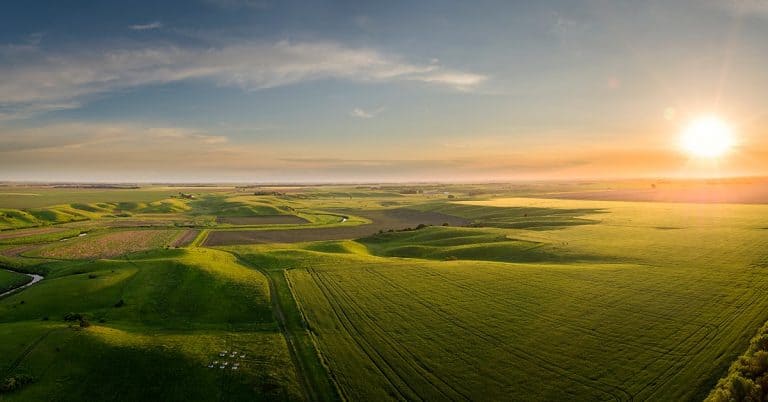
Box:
204 208 469 246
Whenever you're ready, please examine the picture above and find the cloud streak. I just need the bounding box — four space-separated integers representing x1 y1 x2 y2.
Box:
0 123 228 153
129 21 163 31
2 121 747 183
350 107 384 119
0 40 486 119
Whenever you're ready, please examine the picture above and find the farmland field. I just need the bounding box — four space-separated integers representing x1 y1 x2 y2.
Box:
35 230 183 260
216 215 309 225
2 183 768 401
205 208 470 246
227 197 768 401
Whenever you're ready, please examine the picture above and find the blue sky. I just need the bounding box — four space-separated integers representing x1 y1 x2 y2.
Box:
1 0 767 182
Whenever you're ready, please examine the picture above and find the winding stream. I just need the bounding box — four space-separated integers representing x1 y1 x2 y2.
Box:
0 268 43 298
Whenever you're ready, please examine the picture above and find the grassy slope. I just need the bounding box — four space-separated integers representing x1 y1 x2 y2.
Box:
0 188 210 210
0 248 302 401
360 225 606 263
4 188 768 401
231 249 342 402
274 198 768 401
0 270 31 293
0 199 191 231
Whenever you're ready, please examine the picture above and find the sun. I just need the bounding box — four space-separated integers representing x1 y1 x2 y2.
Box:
679 116 735 158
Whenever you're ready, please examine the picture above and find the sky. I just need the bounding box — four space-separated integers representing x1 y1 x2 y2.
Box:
1 0 767 183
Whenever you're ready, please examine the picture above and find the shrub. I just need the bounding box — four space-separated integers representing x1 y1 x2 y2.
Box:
707 322 768 401
729 376 758 401
63 312 84 322
63 312 90 328
0 374 34 394
755 335 768 351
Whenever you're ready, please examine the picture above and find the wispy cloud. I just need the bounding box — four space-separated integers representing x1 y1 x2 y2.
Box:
707 0 768 17
0 101 81 122
2 121 765 182
146 127 229 144
0 40 486 120
0 123 229 153
350 107 384 119
202 0 268 9
129 21 163 31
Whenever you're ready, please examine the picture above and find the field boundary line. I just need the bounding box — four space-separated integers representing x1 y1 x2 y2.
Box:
315 267 468 401
191 229 210 247
305 267 418 401
3 328 58 378
232 254 341 402
285 271 348 402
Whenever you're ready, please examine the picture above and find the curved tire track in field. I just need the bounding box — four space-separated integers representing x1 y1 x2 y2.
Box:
309 267 467 401
350 266 630 401
3 328 57 377
306 267 419 401
633 283 768 400
233 255 339 402
258 266 316 401
422 266 689 361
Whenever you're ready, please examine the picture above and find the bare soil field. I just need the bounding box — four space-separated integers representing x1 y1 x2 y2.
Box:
546 182 768 204
0 244 39 257
216 215 309 225
205 208 469 246
172 229 200 247
0 227 66 240
102 220 180 227
39 229 181 259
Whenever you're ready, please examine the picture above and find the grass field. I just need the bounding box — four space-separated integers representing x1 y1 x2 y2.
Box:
0 269 31 294
2 184 768 401
0 247 301 401
227 197 768 401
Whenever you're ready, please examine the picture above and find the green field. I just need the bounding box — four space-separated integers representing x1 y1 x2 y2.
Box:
2 184 768 400
0 270 31 294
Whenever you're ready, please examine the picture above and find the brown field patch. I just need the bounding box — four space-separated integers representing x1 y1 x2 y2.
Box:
0 227 66 240
0 244 40 257
204 208 469 246
39 229 181 259
215 215 309 225
102 220 179 227
172 229 200 247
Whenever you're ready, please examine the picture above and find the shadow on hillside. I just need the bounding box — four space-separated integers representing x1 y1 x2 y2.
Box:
419 204 607 231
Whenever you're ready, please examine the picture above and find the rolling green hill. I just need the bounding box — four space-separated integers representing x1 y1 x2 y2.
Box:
0 248 300 401
3 186 768 401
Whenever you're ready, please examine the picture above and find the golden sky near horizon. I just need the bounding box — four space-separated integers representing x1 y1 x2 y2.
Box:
1 1 767 182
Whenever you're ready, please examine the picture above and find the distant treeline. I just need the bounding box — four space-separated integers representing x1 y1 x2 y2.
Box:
52 184 140 189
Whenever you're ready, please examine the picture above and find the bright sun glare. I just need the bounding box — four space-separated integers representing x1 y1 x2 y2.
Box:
679 116 735 158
